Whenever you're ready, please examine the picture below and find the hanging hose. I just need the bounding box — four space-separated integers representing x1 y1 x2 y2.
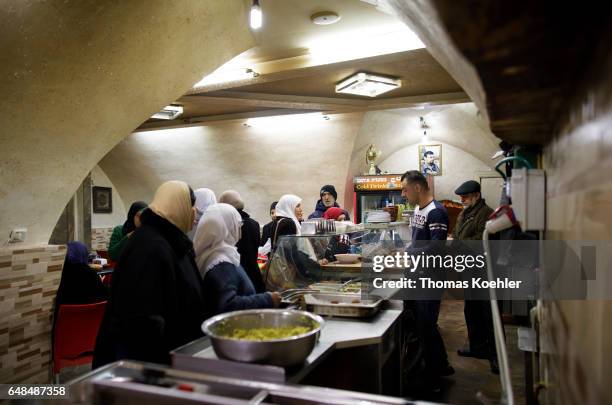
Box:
483 229 515 405
494 156 534 180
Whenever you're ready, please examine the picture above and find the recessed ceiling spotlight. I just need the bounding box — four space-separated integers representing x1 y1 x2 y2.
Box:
311 11 341 25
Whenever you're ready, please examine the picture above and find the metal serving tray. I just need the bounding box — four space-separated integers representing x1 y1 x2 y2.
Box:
64 360 412 405
304 293 382 318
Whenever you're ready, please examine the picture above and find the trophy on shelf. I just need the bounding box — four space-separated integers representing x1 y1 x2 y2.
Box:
365 144 381 175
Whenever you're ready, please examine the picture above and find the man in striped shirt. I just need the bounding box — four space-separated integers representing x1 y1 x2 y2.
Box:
401 170 453 392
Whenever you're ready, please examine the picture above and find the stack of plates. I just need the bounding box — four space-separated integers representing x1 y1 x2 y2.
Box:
366 210 391 223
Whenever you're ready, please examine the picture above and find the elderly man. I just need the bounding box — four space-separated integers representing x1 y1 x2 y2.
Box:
307 184 350 220
218 190 265 293
452 180 498 374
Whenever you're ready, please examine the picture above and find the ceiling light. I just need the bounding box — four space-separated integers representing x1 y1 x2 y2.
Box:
151 105 183 120
307 24 424 64
311 11 341 25
335 72 401 97
245 112 328 129
250 0 262 30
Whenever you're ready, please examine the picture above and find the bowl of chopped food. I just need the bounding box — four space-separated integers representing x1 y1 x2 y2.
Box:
201 309 324 367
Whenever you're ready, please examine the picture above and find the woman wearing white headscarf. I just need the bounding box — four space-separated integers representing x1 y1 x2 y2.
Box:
194 203 280 317
94 181 205 367
271 194 303 248
187 188 217 240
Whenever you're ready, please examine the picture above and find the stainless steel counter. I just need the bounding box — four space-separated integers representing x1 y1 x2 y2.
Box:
171 302 405 395
61 360 424 405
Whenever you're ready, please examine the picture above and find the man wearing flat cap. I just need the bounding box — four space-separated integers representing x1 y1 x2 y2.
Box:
307 184 350 221
452 180 498 374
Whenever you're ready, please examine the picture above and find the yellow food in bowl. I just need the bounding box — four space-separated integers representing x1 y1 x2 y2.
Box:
227 326 312 341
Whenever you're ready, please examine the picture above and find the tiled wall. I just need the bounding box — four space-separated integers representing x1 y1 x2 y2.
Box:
91 227 113 251
0 245 66 383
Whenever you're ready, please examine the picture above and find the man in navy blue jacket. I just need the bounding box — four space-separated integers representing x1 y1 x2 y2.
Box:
307 184 350 221
401 170 453 392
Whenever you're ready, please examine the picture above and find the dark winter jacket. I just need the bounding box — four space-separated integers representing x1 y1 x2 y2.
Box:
202 262 273 317
307 200 350 221
93 209 205 367
237 210 265 293
271 216 298 250
452 199 493 241
261 221 274 246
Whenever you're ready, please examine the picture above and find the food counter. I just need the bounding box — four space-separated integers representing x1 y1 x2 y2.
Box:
62 360 425 405
171 301 404 395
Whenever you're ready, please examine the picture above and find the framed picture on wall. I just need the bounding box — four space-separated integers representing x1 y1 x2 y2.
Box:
92 186 113 213
418 144 442 176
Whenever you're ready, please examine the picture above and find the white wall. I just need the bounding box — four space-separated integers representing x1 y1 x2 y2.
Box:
99 113 365 225
98 104 501 225
91 165 127 229
346 103 501 206
380 142 493 201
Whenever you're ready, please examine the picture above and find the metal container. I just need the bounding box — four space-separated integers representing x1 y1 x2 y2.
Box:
201 309 324 367
304 293 382 318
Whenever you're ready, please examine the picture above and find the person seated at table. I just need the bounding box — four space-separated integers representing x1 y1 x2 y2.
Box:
194 203 281 317
93 181 206 367
55 241 108 308
108 201 147 261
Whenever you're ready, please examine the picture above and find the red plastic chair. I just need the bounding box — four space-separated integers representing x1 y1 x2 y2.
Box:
52 301 107 381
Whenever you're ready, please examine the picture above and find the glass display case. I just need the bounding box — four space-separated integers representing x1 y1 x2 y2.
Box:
262 228 406 292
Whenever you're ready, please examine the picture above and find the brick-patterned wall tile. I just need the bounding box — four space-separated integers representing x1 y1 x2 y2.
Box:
0 245 65 384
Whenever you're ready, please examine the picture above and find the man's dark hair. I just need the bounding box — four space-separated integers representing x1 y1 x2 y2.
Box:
401 170 429 189
423 150 434 158
270 201 278 212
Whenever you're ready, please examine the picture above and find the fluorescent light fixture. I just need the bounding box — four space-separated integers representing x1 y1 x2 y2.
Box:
245 112 329 129
307 24 424 64
336 72 401 97
250 0 262 30
151 105 183 120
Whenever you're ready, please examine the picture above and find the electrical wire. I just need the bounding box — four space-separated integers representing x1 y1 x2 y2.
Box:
494 156 534 180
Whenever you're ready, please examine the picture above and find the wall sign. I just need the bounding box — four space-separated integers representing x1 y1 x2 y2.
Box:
354 175 403 191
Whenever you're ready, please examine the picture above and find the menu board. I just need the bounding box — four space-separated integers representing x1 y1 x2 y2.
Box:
353 174 403 191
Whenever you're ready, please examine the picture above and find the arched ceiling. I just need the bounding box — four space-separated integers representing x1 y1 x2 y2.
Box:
0 0 254 245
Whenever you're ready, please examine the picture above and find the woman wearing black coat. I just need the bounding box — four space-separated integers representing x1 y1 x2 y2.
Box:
93 181 205 367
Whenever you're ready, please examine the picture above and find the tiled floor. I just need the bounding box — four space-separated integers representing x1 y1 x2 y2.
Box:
406 300 527 404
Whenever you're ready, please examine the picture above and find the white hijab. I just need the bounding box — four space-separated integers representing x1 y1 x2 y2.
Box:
148 181 194 233
275 194 302 236
194 203 242 278
194 188 217 224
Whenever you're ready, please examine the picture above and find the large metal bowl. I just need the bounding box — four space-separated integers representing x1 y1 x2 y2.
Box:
201 309 324 367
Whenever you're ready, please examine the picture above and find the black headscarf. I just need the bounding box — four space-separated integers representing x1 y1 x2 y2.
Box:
122 201 148 236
